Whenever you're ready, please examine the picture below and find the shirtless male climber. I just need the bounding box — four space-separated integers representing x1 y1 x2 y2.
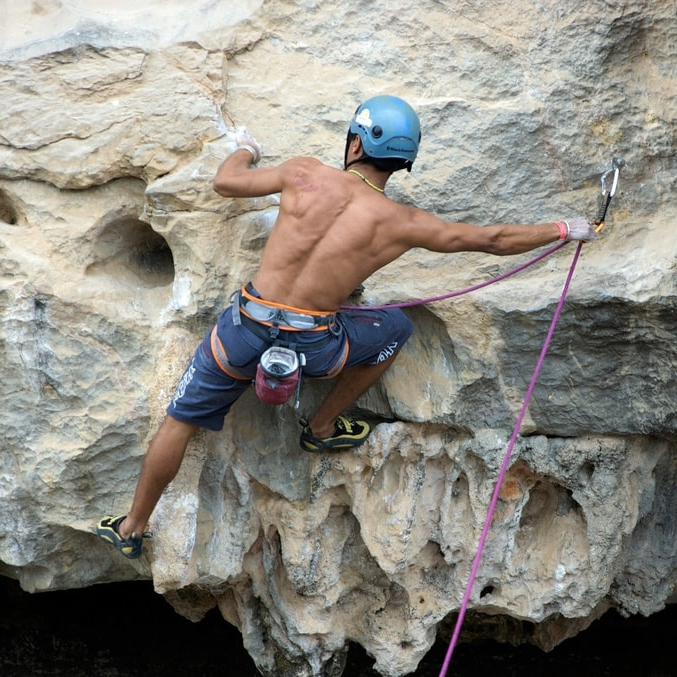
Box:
97 95 596 558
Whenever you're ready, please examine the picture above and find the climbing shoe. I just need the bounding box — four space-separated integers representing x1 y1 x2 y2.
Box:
299 415 372 453
96 515 150 559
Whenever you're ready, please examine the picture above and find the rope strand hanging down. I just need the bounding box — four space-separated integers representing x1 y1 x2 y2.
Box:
438 241 585 677
437 158 621 674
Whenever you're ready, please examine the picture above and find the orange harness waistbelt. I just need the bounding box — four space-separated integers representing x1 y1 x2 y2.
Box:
238 283 336 332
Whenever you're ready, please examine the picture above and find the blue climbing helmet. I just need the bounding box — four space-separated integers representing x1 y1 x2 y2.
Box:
345 95 421 172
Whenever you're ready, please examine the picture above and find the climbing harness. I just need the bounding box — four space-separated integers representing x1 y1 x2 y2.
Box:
438 160 622 677
231 283 341 408
238 283 337 332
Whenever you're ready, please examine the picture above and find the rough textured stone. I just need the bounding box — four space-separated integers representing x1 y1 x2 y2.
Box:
1 1 676 676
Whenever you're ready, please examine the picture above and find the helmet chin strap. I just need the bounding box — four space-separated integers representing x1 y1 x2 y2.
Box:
345 156 413 173
344 156 370 170
342 134 412 172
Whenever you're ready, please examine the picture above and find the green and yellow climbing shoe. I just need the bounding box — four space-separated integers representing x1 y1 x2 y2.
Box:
299 415 372 453
96 515 149 559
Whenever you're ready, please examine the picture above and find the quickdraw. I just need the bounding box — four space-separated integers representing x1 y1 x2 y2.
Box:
594 156 625 231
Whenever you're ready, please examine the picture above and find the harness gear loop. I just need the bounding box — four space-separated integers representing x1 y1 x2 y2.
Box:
240 283 337 332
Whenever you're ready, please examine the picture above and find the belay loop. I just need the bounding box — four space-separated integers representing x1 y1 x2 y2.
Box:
438 161 622 676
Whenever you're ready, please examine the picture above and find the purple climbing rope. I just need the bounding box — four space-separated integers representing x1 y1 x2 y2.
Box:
338 235 585 674
340 241 568 311
438 241 585 677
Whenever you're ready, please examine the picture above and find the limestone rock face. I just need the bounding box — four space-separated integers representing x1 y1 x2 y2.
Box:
2 1 677 675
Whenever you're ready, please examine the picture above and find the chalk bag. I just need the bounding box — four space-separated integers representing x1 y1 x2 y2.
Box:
254 346 300 405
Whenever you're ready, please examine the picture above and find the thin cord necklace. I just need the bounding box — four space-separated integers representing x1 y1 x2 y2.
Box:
347 169 384 193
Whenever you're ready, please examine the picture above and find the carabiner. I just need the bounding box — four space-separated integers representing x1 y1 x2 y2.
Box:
601 166 619 199
594 157 624 229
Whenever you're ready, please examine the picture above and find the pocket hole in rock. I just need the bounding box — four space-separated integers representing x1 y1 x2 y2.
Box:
0 189 18 225
88 218 175 288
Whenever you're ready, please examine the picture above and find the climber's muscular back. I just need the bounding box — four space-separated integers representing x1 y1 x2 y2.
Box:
213 152 538 311
215 155 415 311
